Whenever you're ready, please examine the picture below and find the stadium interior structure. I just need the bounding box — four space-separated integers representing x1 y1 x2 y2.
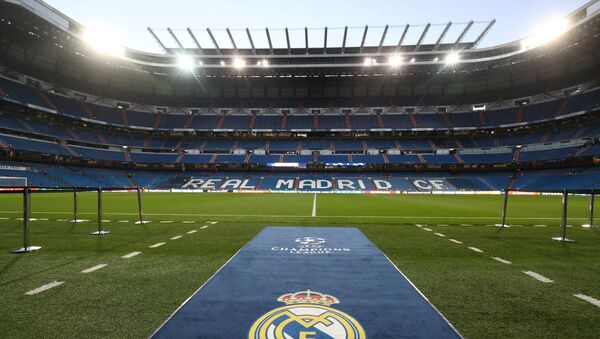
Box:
0 0 598 192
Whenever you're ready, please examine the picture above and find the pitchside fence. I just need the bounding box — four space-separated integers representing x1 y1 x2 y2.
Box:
0 185 597 253
0 186 149 253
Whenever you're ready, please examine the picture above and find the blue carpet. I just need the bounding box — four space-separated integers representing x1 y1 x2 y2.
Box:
152 227 461 338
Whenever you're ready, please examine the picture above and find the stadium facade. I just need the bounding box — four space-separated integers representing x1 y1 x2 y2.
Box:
0 0 598 192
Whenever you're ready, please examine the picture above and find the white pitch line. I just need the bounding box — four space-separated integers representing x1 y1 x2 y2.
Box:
200 225 209 229
81 264 108 273
208 221 218 224
0 210 589 220
468 246 484 253
533 224 547 227
39 218 49 221
149 242 165 248
415 224 423 228
460 224 473 226
422 228 432 232
574 294 600 308
118 220 129 223
160 220 173 224
187 230 198 234
122 251 141 259
182 221 195 224
102 220 111 223
523 271 553 283
56 219 67 222
449 239 462 244
170 235 183 240
311 193 317 217
0 217 9 220
437 224 449 226
491 257 512 264
434 232 446 237
25 281 64 295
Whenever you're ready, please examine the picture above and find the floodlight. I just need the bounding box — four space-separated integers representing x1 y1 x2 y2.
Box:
410 58 416 63
521 18 570 49
433 57 439 62
177 54 195 72
363 57 376 66
388 55 403 67
233 58 246 69
445 52 460 65
261 59 269 67
220 60 226 66
82 28 124 57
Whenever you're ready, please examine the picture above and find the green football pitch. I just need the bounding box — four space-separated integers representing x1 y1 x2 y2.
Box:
0 192 599 338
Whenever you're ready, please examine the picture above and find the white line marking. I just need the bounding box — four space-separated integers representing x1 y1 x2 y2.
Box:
118 220 129 223
574 294 600 308
122 251 141 259
437 224 449 226
491 257 512 264
449 239 462 244
102 220 111 223
415 224 423 228
460 224 473 226
56 219 67 222
81 264 108 273
208 221 218 224
533 224 547 227
160 220 173 224
200 225 209 229
187 230 198 234
25 281 64 295
0 217 8 220
182 221 195 224
422 228 432 232
434 232 446 237
170 235 182 240
149 242 165 248
468 246 484 253
311 193 317 217
39 218 49 221
523 271 553 283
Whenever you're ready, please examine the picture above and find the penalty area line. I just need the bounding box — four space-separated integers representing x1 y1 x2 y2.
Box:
311 193 317 217
574 294 600 308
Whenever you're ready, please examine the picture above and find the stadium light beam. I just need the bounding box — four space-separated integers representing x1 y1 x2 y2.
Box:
82 28 124 57
521 18 570 50
363 57 376 66
388 55 403 67
177 54 195 72
233 57 246 69
445 52 460 65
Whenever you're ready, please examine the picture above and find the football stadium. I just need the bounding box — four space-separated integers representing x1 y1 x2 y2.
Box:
0 0 599 337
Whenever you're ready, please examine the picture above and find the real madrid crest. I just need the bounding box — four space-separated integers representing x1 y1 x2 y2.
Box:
248 289 366 339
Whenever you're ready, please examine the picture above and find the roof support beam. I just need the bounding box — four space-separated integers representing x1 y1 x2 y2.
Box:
414 23 430 51
323 27 328 54
167 27 184 49
396 24 409 51
147 27 167 53
377 25 389 53
226 28 238 52
304 27 309 54
341 26 348 54
433 22 452 50
186 28 202 51
454 21 473 45
245 28 256 55
265 28 274 55
359 25 368 53
473 19 496 47
285 28 291 54
206 28 221 54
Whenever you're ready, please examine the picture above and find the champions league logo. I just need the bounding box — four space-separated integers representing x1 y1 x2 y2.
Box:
248 290 366 339
271 237 351 255
295 237 326 246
